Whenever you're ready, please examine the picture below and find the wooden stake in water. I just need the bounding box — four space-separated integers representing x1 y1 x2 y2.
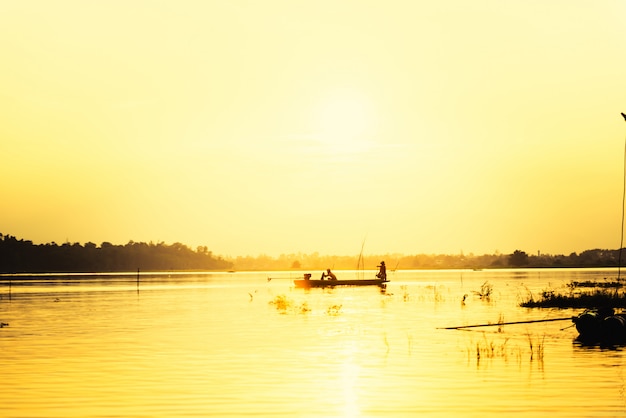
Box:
137 268 140 291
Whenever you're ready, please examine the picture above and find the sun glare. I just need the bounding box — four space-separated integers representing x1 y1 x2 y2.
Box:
312 92 377 154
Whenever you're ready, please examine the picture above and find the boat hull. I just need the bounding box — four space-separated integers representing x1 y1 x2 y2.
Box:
294 279 388 288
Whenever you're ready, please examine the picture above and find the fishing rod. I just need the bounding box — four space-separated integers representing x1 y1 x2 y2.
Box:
267 276 305 282
438 316 573 330
267 273 313 282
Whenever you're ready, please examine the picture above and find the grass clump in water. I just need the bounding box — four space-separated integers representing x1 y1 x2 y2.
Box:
269 294 293 313
400 285 410 301
472 281 493 301
567 278 625 289
269 295 312 314
520 286 626 308
467 333 545 366
327 304 342 315
469 333 509 363
527 333 545 362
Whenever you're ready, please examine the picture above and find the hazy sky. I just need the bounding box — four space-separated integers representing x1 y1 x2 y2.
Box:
2 1 626 257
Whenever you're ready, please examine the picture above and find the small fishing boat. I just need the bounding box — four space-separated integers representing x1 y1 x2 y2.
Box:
292 273 388 288
294 277 389 288
572 308 626 344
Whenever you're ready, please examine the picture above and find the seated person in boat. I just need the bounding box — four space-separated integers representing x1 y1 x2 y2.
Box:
376 261 387 280
322 269 337 280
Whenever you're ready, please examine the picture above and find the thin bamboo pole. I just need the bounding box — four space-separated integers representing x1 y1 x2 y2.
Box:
619 112 626 279
438 317 573 330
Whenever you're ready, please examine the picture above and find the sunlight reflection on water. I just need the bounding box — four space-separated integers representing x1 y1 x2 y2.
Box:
1 269 626 417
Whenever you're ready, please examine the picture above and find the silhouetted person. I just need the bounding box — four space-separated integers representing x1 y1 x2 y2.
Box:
376 261 387 280
323 269 337 280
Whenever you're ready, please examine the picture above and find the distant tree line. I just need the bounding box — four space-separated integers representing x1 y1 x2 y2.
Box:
226 249 626 271
0 233 233 273
1 232 625 273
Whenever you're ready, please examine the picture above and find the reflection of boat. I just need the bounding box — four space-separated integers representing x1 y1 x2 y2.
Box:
572 309 626 344
294 273 388 288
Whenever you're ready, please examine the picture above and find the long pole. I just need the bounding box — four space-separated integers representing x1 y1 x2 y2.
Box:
438 317 572 330
619 113 626 279
357 236 366 280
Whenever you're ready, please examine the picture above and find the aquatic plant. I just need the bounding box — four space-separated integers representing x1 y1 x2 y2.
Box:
567 278 625 289
520 287 626 308
467 332 545 366
433 285 444 302
269 295 312 314
469 333 510 362
326 304 342 315
298 302 311 314
496 313 505 333
472 281 493 300
400 285 410 301
269 294 293 312
527 333 545 362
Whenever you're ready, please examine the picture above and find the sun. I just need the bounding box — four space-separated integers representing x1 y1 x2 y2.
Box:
312 91 377 154
318 96 370 138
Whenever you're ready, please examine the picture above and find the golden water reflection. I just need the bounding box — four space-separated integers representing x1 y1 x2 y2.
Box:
1 269 626 416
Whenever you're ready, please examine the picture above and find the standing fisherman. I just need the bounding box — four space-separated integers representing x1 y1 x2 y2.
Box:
376 261 387 280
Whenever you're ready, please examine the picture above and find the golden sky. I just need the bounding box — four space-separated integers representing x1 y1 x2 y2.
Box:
2 1 626 257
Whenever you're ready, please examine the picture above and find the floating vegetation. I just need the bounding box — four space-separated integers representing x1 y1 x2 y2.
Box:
400 285 410 301
269 295 312 314
520 287 626 309
567 278 625 289
269 294 293 312
327 304 342 316
472 281 493 300
299 302 311 314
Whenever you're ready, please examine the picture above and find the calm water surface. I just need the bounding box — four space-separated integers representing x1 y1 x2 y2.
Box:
1 269 626 417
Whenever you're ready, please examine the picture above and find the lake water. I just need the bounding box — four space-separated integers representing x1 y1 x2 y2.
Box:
1 268 625 417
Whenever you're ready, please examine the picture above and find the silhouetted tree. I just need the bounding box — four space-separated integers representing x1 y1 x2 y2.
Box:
508 250 529 267
0 233 233 273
